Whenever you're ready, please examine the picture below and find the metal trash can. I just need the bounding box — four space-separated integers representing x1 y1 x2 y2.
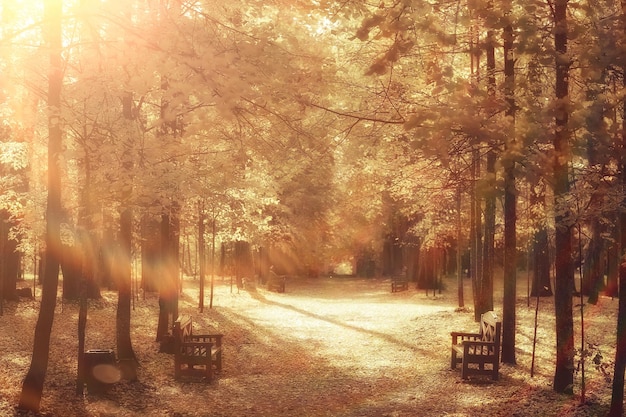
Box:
84 349 120 393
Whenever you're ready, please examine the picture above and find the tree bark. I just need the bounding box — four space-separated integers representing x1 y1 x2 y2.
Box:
199 203 205 312
18 0 63 410
0 211 20 302
479 20 496 318
609 213 626 415
530 181 553 297
501 4 517 365
456 186 464 308
0 215 3 314
170 204 180 320
157 208 180 340
607 4 626 412
141 216 160 293
552 0 575 394
61 243 82 300
157 213 171 341
117 205 137 380
581 96 609 304
531 227 553 297
116 92 138 381
583 221 605 305
606 225 619 298
481 148 495 315
75 231 89 395
470 148 482 321
210 216 216 309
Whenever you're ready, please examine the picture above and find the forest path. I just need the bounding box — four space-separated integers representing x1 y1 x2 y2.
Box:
0 274 616 416
189 276 468 417
173 275 615 417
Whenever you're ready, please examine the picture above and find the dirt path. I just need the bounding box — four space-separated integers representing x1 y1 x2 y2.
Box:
213 278 456 417
0 275 617 416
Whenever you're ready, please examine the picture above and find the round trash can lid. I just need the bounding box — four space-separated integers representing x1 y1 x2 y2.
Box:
92 364 121 384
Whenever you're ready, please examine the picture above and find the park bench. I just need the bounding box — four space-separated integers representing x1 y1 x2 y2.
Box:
450 310 501 380
173 314 223 381
391 279 409 292
267 271 286 293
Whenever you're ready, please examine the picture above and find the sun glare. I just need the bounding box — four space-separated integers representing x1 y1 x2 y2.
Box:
1 0 45 31
6 0 46 13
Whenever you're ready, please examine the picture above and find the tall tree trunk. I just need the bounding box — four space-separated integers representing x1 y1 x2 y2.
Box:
526 59 553 299
61 243 82 300
531 231 553 296
530 181 553 296
75 230 95 395
582 82 609 305
552 0 575 394
501 5 517 365
170 203 180 321
480 21 496 318
609 213 626 415
156 213 171 341
18 0 63 410
140 216 160 292
481 148 495 315
606 223 619 298
0 211 19 301
210 216 216 309
76 279 87 395
76 151 101 393
607 7 626 413
116 93 138 381
117 205 137 379
583 220 605 305
199 203 205 312
157 206 180 337
456 186 464 308
0 215 4 314
470 148 483 321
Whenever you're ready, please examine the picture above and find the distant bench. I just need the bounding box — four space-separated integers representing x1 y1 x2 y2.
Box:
173 315 223 381
267 271 286 293
391 279 409 293
450 311 501 380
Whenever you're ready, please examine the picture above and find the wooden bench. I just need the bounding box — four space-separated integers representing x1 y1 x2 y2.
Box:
391 279 409 292
267 271 286 293
450 311 501 380
173 315 223 381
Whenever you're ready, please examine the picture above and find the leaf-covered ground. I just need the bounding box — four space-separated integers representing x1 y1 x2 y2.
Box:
0 274 618 416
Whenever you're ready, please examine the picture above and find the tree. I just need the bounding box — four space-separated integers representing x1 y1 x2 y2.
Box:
116 92 138 381
552 0 575 395
529 180 553 298
480 4 497 319
607 2 626 413
18 0 63 411
501 0 517 365
0 211 21 302
198 202 206 312
577 22 617 306
523 58 553 299
156 207 180 342
0 123 25 304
